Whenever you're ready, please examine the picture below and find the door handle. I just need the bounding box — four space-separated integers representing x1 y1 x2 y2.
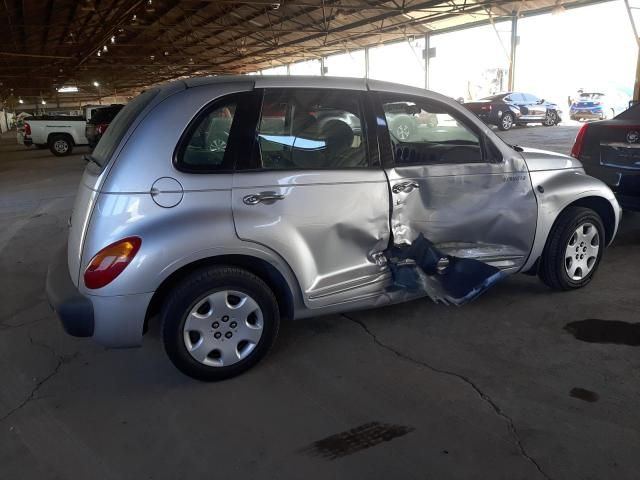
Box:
392 181 420 194
243 191 285 205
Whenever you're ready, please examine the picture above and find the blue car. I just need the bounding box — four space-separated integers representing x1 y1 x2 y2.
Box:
570 92 628 121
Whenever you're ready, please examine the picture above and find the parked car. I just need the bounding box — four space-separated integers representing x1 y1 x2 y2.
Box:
571 103 640 210
86 104 124 149
465 92 562 131
47 76 619 381
20 115 88 155
384 101 438 140
569 91 629 121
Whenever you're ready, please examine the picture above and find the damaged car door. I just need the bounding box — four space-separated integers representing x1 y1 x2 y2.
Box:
232 87 391 309
374 90 538 273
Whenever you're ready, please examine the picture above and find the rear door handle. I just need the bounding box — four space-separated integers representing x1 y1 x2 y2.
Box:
392 181 420 194
243 191 286 205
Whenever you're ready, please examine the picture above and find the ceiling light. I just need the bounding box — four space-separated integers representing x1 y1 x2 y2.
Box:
150 55 155 60
145 0 155 12
57 86 79 93
97 50 101 57
163 51 169 56
18 98 24 104
41 99 46 105
189 58 194 64
103 45 108 52
93 81 100 87
110 35 116 44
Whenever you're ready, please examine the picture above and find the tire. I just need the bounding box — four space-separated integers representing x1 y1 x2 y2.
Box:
543 111 557 127
538 207 605 291
391 116 416 141
49 134 73 156
498 112 514 131
162 265 280 381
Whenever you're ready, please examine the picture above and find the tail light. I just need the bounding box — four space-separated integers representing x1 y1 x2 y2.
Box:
571 123 589 159
96 122 109 135
84 237 141 289
24 122 31 136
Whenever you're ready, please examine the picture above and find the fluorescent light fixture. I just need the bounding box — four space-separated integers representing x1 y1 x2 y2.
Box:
57 86 79 93
93 81 100 87
18 98 24 104
110 35 116 44
41 100 46 105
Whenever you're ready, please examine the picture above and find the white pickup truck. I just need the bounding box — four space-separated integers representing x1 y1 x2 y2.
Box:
18 105 107 156
20 115 88 156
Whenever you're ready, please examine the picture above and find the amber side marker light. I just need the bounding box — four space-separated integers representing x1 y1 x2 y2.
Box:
84 237 141 289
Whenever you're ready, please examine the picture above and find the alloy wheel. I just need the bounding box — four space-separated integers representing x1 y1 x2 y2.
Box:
564 222 600 281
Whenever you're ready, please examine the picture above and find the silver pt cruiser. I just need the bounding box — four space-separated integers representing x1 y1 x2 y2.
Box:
46 76 620 380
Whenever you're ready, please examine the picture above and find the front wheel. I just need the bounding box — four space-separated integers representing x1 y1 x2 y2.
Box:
543 111 557 126
162 266 280 381
498 112 514 131
539 207 605 290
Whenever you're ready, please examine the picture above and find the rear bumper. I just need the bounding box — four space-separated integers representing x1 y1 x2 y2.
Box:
46 243 153 347
46 244 94 337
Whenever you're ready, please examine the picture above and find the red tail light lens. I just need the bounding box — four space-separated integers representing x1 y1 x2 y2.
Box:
96 123 108 134
571 123 589 159
84 237 141 289
24 122 31 135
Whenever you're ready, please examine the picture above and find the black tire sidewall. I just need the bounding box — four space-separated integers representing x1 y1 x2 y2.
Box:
162 267 280 381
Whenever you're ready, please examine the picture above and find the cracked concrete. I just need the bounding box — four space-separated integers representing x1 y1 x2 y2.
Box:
342 313 552 480
1 127 640 479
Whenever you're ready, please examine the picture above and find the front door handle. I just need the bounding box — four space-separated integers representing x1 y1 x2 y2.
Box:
243 191 286 205
392 181 420 194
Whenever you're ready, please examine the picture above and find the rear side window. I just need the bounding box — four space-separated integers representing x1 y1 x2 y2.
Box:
91 89 158 167
256 88 368 169
178 100 237 170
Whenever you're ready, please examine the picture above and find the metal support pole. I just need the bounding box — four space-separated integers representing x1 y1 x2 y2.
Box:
424 33 431 90
623 0 640 102
364 46 370 79
320 57 326 76
508 14 518 91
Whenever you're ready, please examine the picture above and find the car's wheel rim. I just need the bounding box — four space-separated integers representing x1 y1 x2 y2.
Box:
54 140 68 153
502 115 512 129
209 138 227 152
396 124 410 140
544 112 555 125
183 290 264 367
564 222 600 281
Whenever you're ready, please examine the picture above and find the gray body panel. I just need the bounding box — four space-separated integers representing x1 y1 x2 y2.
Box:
61 76 620 348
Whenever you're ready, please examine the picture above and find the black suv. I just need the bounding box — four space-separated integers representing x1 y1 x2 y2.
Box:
85 104 124 149
464 92 561 131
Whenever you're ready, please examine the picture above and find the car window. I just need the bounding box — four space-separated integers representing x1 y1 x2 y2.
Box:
257 89 367 169
380 96 486 165
179 100 237 170
503 95 513 102
92 89 158 168
510 93 525 102
524 93 539 103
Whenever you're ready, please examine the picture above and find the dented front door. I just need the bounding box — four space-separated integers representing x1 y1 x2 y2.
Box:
376 92 538 272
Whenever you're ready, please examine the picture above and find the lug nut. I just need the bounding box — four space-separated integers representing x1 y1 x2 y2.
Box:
230 321 237 328
225 332 232 339
214 332 222 339
212 321 219 329
222 315 229 322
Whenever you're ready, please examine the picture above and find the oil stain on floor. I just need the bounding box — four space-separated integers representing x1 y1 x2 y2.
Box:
564 319 640 346
301 422 414 460
569 387 600 403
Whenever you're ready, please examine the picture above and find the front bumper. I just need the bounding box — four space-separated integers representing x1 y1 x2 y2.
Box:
46 244 94 337
46 243 153 347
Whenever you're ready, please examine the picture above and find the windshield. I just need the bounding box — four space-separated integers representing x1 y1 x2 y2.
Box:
579 93 604 100
91 90 158 167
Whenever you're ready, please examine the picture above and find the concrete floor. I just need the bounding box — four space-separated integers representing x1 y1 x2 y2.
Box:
1 125 639 480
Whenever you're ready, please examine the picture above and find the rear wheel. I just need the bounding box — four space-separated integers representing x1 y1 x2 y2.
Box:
539 207 604 290
391 116 416 141
49 134 73 156
498 112 514 131
162 265 280 381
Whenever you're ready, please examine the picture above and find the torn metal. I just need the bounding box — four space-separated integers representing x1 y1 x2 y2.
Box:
384 233 506 306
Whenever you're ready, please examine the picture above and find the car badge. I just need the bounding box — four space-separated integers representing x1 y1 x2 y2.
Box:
626 130 640 144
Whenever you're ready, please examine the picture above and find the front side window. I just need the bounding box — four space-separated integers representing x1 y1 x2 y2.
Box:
381 96 486 165
256 89 368 169
178 99 237 170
